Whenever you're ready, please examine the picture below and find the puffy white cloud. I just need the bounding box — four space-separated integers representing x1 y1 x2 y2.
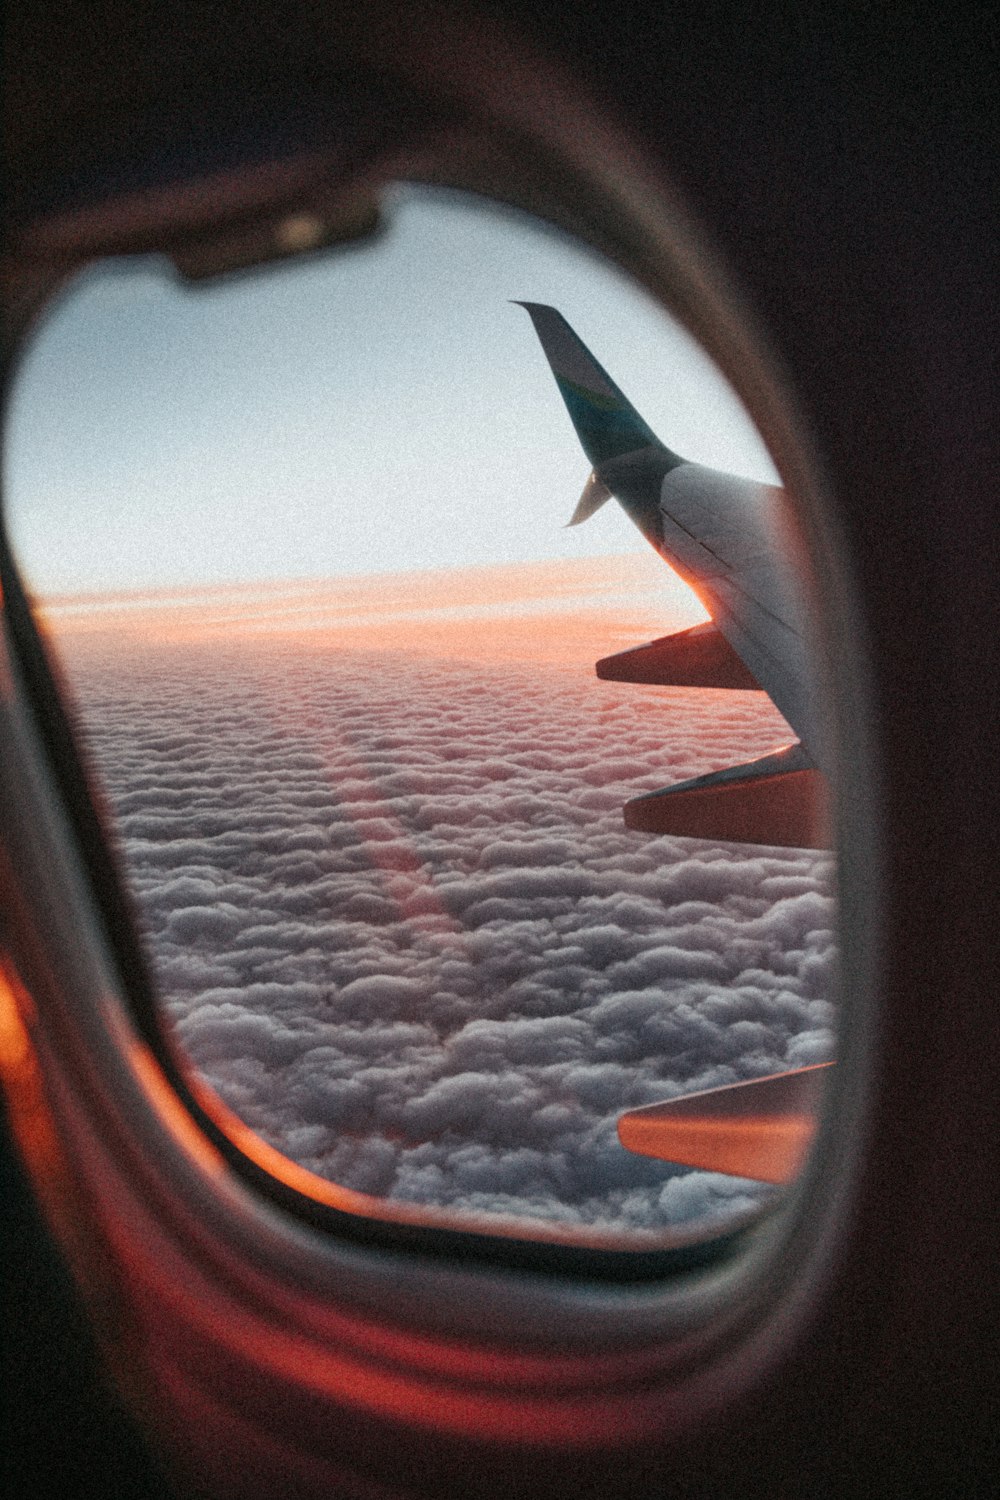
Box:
67 640 836 1238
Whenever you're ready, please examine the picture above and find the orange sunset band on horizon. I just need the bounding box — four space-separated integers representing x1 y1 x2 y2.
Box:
35 552 708 668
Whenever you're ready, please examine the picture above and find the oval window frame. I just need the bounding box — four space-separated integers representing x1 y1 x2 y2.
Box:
0 37 881 1447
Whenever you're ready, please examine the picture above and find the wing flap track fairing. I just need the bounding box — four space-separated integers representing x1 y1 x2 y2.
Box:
596 622 762 690
624 743 829 849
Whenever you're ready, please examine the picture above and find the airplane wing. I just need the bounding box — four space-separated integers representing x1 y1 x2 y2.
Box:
616 1064 833 1184
516 302 828 849
517 305 835 1170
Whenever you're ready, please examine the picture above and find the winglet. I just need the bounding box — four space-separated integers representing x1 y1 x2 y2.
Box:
514 302 673 468
566 470 613 526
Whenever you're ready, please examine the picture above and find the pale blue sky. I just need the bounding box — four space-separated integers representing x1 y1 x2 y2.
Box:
4 185 778 596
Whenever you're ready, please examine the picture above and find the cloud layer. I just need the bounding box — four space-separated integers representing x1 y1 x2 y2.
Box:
67 636 836 1238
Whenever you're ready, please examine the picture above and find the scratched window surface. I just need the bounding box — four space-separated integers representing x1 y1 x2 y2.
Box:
4 187 836 1242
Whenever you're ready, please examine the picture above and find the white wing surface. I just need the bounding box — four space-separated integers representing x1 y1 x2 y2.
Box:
517 302 828 849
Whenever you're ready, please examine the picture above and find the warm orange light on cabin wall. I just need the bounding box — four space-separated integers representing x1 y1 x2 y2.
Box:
0 961 70 1214
141 1251 684 1451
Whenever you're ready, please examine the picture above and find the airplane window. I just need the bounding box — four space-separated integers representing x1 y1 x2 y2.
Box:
3 186 836 1253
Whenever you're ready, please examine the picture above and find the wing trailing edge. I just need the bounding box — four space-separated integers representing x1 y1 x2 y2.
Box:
597 622 761 690
617 1063 834 1183
624 742 829 849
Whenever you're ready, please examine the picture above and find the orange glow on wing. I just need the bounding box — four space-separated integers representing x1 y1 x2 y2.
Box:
618 1064 833 1184
617 1110 817 1185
